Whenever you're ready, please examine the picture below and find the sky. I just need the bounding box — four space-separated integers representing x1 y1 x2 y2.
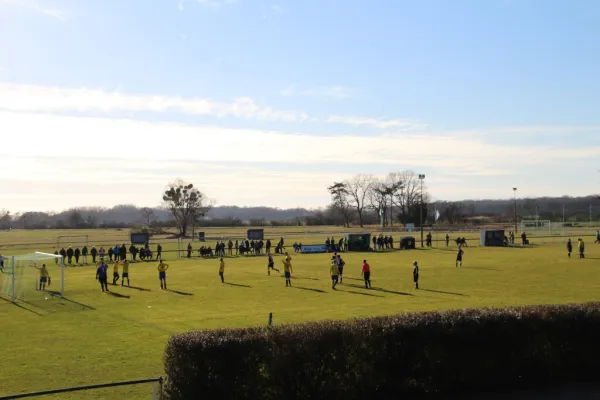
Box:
0 0 599 212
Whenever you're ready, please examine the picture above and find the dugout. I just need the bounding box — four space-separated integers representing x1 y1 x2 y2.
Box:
130 232 150 245
480 229 505 247
198 232 206 242
400 236 416 250
247 229 264 240
345 233 371 251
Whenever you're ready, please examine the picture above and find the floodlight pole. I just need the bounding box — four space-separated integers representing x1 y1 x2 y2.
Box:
513 188 518 234
11 256 15 303
419 174 425 247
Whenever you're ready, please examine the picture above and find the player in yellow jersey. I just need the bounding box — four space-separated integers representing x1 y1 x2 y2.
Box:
120 260 130 286
282 257 293 287
157 259 169 290
330 262 339 290
218 258 225 283
35 263 50 291
112 261 120 285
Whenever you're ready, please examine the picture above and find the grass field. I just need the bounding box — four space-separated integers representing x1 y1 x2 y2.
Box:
1 227 599 399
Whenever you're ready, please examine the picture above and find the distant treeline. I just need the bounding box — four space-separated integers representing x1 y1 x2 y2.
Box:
0 195 598 230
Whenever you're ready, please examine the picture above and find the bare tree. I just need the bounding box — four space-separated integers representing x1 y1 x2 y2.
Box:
523 198 537 219
139 207 156 227
368 179 388 226
388 171 427 224
327 182 352 228
162 179 214 237
443 202 465 224
345 174 373 227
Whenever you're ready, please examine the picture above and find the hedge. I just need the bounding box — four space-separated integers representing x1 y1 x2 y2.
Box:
164 302 600 399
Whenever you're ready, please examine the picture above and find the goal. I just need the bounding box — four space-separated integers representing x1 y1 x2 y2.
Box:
56 235 89 250
520 220 551 236
1 252 64 303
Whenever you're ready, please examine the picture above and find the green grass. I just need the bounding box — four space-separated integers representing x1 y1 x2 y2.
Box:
0 228 599 399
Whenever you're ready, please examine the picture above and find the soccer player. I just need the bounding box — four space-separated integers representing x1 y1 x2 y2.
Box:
596 230 600 244
120 260 130 286
567 239 573 258
219 258 225 283
413 261 419 289
361 259 371 289
96 261 109 292
112 261 120 285
578 238 585 259
337 255 346 283
35 263 50 291
157 259 169 290
330 261 339 290
456 246 464 267
282 257 293 287
267 252 279 275
445 234 450 247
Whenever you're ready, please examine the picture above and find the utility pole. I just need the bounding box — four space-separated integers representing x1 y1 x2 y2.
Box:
591 204 593 228
513 188 517 234
419 174 426 247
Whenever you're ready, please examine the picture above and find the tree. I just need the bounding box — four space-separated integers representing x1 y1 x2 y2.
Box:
162 180 214 237
140 207 156 227
523 198 538 219
443 202 465 224
388 171 428 224
0 209 11 230
327 182 352 228
345 174 373 228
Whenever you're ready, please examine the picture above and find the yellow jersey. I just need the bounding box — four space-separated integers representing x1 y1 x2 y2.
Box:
330 264 339 276
219 261 225 273
40 267 49 278
157 262 169 272
113 263 119 273
282 260 292 273
121 261 129 273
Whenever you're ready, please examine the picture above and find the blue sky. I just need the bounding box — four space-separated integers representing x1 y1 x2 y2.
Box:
0 0 598 211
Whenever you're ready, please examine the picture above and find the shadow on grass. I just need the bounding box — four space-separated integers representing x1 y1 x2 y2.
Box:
346 284 413 296
343 277 373 282
465 267 503 272
0 296 44 316
107 292 131 299
280 275 320 281
48 291 96 310
225 283 252 288
121 285 152 292
420 288 468 297
292 286 327 294
167 289 194 296
340 289 383 298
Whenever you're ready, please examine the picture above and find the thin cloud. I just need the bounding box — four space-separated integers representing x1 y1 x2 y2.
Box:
0 0 68 20
327 115 427 130
281 84 354 99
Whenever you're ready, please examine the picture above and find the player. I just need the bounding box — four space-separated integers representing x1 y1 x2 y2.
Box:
112 261 120 285
445 234 450 247
96 260 109 292
578 238 585 259
35 263 50 291
337 255 346 283
267 252 279 275
0 252 4 271
413 261 419 289
596 230 600 244
282 257 293 287
330 261 339 290
567 239 573 258
120 260 130 286
456 246 464 267
361 259 371 289
157 259 169 290
219 258 225 283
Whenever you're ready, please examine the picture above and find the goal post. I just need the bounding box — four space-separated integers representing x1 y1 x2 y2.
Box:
1 252 64 303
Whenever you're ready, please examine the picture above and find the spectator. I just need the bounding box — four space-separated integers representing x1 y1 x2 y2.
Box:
120 244 127 261
156 243 162 260
91 246 98 263
59 247 66 262
66 246 74 264
107 247 114 262
82 246 88 264
74 247 81 264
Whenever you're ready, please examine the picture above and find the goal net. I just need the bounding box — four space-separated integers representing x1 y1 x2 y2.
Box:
520 220 551 235
0 252 64 304
56 235 89 250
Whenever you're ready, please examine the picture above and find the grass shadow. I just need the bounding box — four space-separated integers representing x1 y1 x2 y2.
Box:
224 283 252 288
346 283 413 296
340 289 383 298
280 275 320 281
48 291 96 310
107 291 131 299
420 288 468 297
292 286 327 294
121 285 152 292
167 289 194 296
0 296 44 316
343 277 373 282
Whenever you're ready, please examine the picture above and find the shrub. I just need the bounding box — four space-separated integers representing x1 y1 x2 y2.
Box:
164 302 600 399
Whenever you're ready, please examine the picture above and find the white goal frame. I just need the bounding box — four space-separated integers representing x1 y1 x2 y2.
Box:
3 252 64 303
520 220 551 235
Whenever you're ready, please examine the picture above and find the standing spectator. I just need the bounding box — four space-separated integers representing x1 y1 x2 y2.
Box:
235 240 239 255
91 246 98 263
74 247 81 264
265 239 271 254
413 261 420 289
372 236 377 250
187 243 192 258
98 246 105 260
344 236 348 251
156 243 162 260
129 244 136 261
119 244 127 261
107 247 114 262
53 249 59 265
445 234 450 247
521 232 527 246
228 240 233 256
66 247 74 264
0 252 4 271
59 247 66 263
113 245 120 261
82 246 88 264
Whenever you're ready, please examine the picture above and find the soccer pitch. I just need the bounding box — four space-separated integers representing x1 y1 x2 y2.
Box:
0 228 599 399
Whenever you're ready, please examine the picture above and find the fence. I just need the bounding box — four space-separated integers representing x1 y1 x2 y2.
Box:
0 377 163 400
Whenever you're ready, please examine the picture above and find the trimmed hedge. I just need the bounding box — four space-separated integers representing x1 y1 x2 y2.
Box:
164 303 600 399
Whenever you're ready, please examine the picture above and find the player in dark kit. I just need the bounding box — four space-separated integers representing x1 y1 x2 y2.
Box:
337 255 346 283
413 261 419 289
567 239 573 258
96 261 109 292
267 253 279 275
456 247 464 267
